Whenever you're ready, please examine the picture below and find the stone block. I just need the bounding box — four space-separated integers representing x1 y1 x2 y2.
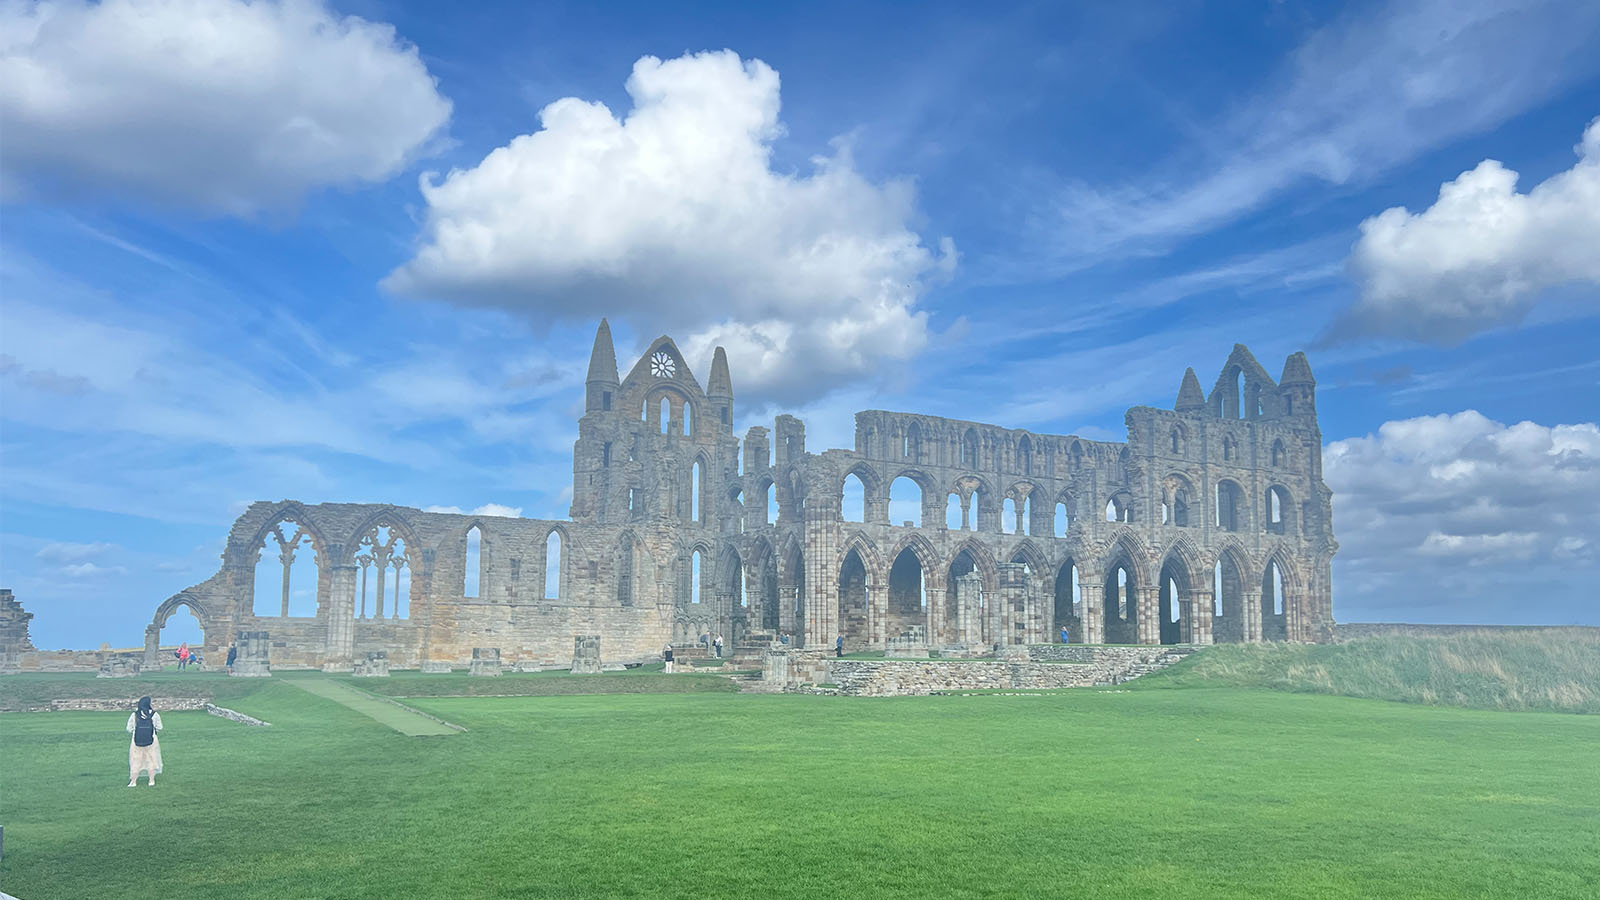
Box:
421 660 453 673
96 652 141 678
469 647 501 677
570 634 602 674
230 630 271 677
353 651 390 677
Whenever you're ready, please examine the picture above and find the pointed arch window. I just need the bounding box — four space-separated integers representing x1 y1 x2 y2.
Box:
544 531 562 599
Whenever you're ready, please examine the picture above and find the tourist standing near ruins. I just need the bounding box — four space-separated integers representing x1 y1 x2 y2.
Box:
126 696 162 787
662 643 674 674
836 635 845 658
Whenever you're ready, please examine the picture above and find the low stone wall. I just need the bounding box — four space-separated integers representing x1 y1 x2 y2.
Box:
29 697 212 712
827 660 1097 696
762 645 1198 697
1333 623 1600 642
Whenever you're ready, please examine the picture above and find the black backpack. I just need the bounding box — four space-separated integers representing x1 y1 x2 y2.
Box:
133 713 155 747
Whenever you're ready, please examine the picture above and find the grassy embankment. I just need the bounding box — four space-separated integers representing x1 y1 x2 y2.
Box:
1139 627 1600 713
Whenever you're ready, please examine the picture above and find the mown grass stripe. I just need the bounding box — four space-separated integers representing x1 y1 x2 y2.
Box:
285 678 461 735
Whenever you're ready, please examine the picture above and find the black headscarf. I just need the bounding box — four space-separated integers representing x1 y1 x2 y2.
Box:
137 695 154 719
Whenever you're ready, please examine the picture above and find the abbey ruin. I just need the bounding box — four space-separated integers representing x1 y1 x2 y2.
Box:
137 320 1337 670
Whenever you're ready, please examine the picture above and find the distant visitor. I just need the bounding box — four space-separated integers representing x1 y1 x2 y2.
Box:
126 696 163 787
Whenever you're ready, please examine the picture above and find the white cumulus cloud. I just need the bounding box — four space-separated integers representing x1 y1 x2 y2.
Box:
1325 411 1600 622
423 503 523 519
0 0 450 215
384 50 954 407
1339 116 1600 342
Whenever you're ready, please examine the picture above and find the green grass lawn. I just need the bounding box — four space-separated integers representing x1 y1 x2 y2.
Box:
3 674 1597 899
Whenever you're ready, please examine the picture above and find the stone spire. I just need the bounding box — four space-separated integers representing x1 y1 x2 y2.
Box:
1175 367 1206 412
586 318 619 385
584 318 620 414
1280 351 1315 385
707 346 732 397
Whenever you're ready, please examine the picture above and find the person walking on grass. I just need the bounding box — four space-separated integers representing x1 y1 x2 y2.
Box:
836 634 845 658
176 642 191 670
226 642 237 673
714 633 724 658
1061 624 1070 644
663 643 675 674
126 696 163 787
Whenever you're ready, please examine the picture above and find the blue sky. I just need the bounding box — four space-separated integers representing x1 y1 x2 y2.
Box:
2 0 1597 649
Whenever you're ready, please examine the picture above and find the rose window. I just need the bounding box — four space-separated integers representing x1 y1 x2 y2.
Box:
650 350 676 378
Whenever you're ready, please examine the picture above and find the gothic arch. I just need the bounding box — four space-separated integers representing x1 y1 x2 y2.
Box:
343 506 422 564
237 502 332 563
887 532 942 589
1098 527 1153 583
1208 537 1257 586
152 592 212 631
1008 538 1049 575
1158 532 1206 583
945 538 999 592
835 531 886 581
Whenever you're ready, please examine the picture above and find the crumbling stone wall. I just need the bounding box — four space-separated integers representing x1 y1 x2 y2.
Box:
141 323 1336 671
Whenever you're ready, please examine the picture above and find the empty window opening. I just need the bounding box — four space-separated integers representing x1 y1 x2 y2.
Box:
544 531 562 599
841 473 866 523
464 525 483 598
890 476 923 527
946 492 963 530
659 397 670 435
691 549 704 604
253 522 319 618
602 391 612 411
1053 562 1081 642
691 459 705 524
1054 501 1069 537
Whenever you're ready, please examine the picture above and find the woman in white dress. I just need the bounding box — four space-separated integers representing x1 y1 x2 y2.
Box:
126 695 163 787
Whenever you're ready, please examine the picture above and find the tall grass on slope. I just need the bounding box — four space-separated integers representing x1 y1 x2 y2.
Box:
1141 628 1600 713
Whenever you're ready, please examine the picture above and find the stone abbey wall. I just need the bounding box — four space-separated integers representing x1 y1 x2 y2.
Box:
139 319 1337 670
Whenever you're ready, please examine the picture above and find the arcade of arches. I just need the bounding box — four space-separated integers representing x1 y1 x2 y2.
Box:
138 324 1334 670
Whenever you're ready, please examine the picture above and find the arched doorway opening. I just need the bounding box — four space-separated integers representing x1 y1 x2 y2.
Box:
1214 552 1246 643
946 548 984 645
886 547 928 642
1053 560 1081 643
1102 557 1139 644
1157 556 1190 645
837 548 869 649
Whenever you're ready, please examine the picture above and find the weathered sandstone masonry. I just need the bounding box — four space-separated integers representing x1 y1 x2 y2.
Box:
124 319 1335 671
762 645 1199 696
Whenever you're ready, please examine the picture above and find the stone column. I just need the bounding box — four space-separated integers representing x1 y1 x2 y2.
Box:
960 495 972 530
279 545 295 618
1136 585 1161 644
925 586 945 647
323 563 357 670
1243 590 1263 643
1080 583 1105 644
867 582 887 648
997 563 1026 646
1185 590 1214 644
779 585 798 635
143 623 161 670
372 548 389 619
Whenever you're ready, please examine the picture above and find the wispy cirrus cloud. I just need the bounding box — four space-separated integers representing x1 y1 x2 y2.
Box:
1043 0 1600 262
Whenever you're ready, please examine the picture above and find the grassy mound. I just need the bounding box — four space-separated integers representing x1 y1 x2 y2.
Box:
1140 627 1600 713
344 668 742 698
